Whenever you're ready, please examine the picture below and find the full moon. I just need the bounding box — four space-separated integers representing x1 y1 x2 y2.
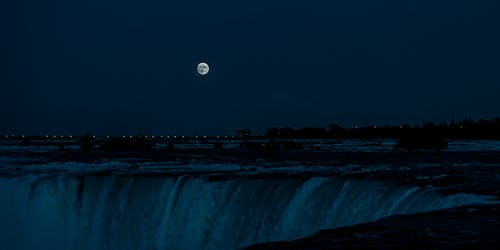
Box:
197 62 209 75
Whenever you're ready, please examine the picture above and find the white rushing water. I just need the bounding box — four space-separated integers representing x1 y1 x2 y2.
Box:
0 174 495 250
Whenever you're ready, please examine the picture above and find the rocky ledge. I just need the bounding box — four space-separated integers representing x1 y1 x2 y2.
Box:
245 204 500 250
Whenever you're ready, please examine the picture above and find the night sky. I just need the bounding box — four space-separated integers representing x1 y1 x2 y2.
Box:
2 0 499 136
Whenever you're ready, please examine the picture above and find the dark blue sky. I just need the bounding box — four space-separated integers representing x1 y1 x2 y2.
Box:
2 0 499 135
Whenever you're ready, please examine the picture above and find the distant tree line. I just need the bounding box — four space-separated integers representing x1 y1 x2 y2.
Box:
263 118 500 140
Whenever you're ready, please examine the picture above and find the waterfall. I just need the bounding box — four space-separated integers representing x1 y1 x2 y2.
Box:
0 174 494 250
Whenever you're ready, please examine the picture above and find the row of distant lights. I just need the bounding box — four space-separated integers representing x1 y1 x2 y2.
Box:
3 125 467 139
2 135 75 138
352 125 379 129
116 135 234 139
3 135 236 138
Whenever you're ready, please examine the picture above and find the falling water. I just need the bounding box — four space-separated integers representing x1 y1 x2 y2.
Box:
0 174 493 250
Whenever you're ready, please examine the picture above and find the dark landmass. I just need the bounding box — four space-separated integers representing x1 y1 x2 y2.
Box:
3 118 500 141
245 204 500 250
263 117 500 140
